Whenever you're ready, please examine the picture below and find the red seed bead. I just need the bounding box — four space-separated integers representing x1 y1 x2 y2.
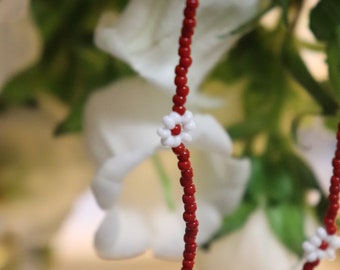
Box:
178 150 190 161
187 220 199 229
180 57 192 68
179 46 191 58
184 185 196 195
332 158 340 168
185 243 197 253
175 76 188 87
181 168 193 179
330 203 339 212
326 224 337 234
182 260 194 269
330 184 340 194
331 176 340 185
180 177 192 187
173 105 186 115
183 194 195 204
181 27 194 37
183 213 196 222
186 0 199 8
333 168 340 177
185 203 197 213
177 86 190 96
326 209 338 219
320 241 329 250
335 150 340 159
172 143 185 155
179 37 192 47
324 217 335 228
171 124 182 136
175 65 188 76
178 161 191 170
184 18 196 28
173 94 186 106
329 194 339 203
184 235 196 244
184 7 196 19
185 228 198 237
337 132 340 140
183 251 196 260
181 267 192 270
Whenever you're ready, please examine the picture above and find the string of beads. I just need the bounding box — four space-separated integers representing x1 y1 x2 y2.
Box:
158 1 199 270
302 123 340 270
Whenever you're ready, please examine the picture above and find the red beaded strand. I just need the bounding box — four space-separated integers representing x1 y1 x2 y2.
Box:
302 123 340 270
171 1 199 270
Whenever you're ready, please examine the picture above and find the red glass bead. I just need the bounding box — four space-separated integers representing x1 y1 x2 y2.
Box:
180 177 192 187
337 132 340 141
186 0 199 8
181 168 193 179
181 267 192 270
333 168 340 177
181 27 194 38
175 75 188 87
326 224 337 234
182 260 194 269
175 65 188 76
326 209 338 219
186 220 199 229
179 46 191 58
332 158 340 168
178 160 191 170
335 150 340 159
184 234 196 244
180 57 192 68
320 241 329 250
329 194 339 203
183 213 196 222
173 94 187 106
178 149 190 161
172 143 185 155
183 251 196 260
185 243 197 253
324 217 335 228
184 203 197 213
331 176 340 185
182 194 195 204
171 124 182 136
184 185 196 195
330 203 339 212
185 228 198 237
173 105 186 115
330 184 340 194
184 18 196 28
179 37 192 47
184 7 196 19
176 86 190 96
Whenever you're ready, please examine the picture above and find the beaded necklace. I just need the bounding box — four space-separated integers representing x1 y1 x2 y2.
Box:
157 1 340 269
157 1 199 269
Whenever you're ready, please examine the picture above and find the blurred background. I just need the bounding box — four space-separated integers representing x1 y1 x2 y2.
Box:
1 0 340 269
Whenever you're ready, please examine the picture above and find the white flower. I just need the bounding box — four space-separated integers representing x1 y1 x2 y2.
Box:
0 0 41 91
196 210 300 270
94 0 263 105
84 78 250 259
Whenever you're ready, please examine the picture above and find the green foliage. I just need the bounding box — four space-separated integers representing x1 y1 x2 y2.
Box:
0 0 133 134
310 0 340 99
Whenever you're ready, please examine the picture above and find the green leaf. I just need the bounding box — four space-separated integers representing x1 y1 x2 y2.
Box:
265 204 305 255
310 0 340 42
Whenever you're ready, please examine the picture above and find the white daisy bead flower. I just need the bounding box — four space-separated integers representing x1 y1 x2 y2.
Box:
303 227 340 262
157 110 196 147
